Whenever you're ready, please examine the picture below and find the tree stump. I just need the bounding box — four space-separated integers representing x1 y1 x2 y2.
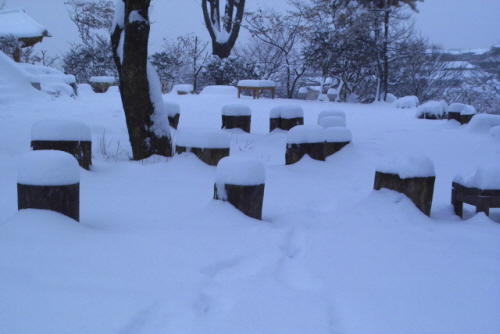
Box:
286 125 326 164
281 105 304 131
175 128 231 166
31 120 92 170
448 112 461 122
214 157 265 220
325 127 351 157
17 150 80 221
89 76 117 93
175 146 230 166
318 109 346 123
269 106 282 132
221 104 251 133
460 114 474 125
319 116 346 128
374 172 435 216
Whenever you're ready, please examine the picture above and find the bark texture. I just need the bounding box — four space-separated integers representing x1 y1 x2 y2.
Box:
111 0 172 160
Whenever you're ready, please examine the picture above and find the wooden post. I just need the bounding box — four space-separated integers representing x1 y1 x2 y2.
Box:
175 146 229 166
175 128 231 166
31 120 92 170
221 104 251 133
281 105 304 131
214 157 266 220
285 142 325 164
374 171 435 216
17 150 80 221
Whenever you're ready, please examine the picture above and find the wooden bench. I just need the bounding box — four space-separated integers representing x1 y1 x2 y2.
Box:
452 182 500 217
237 80 276 99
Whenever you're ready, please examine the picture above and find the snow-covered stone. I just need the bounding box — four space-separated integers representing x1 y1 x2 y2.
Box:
164 101 180 116
215 156 265 186
222 104 251 116
176 128 231 149
199 85 237 96
31 120 91 141
287 125 325 144
454 163 500 190
393 96 419 109
280 105 304 119
237 80 276 87
319 116 346 128
18 150 80 186
325 127 352 142
377 156 436 179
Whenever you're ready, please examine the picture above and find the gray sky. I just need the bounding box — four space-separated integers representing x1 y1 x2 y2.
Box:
4 0 500 57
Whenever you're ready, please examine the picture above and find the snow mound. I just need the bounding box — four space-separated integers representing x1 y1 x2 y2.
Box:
287 125 325 144
384 93 397 103
175 128 231 148
489 126 500 140
216 156 265 186
319 116 346 128
465 114 500 133
393 96 419 109
416 101 447 119
199 85 237 96
454 163 500 190
164 101 180 116
18 150 80 186
222 104 251 116
325 127 352 142
461 105 476 115
377 155 436 179
31 119 91 141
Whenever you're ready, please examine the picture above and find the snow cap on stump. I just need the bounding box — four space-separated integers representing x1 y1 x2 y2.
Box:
325 127 352 143
376 155 435 179
280 105 304 119
164 101 180 116
222 104 251 116
448 103 467 113
176 128 231 149
319 116 346 128
318 109 346 121
31 119 91 141
216 156 266 186
18 150 80 186
287 125 325 144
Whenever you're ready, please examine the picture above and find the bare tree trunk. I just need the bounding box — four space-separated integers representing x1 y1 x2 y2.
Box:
111 0 172 160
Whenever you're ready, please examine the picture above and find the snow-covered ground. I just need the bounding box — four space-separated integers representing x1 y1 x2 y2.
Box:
1 84 499 334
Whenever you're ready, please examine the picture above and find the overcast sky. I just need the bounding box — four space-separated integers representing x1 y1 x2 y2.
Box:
4 0 500 57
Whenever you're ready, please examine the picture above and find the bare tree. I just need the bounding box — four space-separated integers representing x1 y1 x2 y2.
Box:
243 8 306 98
111 0 171 160
202 0 246 58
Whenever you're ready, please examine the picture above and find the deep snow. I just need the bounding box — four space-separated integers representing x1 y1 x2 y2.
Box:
1 84 500 334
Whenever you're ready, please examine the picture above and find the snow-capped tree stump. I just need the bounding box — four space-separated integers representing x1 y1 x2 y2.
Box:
280 105 304 131
221 104 251 133
327 88 338 102
325 127 352 157
319 116 346 128
269 106 282 132
460 105 476 125
175 128 231 166
297 87 307 100
214 157 265 220
285 125 325 165
318 109 346 123
373 156 436 216
17 150 80 221
89 76 116 93
165 101 181 129
452 163 500 217
31 120 92 170
447 103 465 122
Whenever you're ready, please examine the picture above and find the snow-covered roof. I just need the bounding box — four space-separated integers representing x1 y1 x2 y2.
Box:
0 8 51 39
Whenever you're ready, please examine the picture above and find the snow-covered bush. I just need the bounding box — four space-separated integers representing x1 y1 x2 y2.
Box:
393 96 419 109
416 100 447 119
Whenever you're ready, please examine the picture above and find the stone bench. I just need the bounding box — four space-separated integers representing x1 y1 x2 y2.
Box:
237 80 275 99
